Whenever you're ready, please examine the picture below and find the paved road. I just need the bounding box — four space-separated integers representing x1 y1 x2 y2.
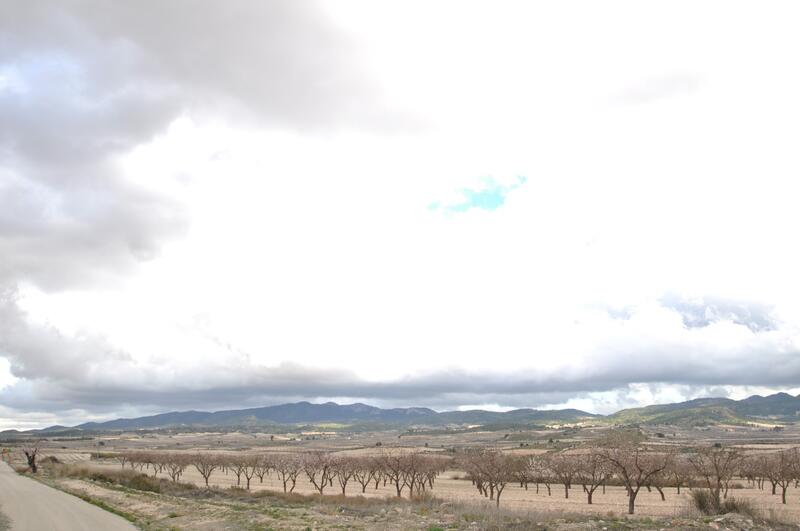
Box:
0 462 136 531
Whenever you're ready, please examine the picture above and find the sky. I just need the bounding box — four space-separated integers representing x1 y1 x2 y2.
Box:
2 1 800 430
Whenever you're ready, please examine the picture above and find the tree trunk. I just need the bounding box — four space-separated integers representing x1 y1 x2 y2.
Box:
628 491 636 515
24 453 37 474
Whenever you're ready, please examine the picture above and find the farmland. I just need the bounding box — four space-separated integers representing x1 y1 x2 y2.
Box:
5 422 800 529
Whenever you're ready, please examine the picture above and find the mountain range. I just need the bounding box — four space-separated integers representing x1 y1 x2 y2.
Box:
4 392 800 437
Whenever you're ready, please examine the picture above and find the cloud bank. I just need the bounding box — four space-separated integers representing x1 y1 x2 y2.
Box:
3 1 800 428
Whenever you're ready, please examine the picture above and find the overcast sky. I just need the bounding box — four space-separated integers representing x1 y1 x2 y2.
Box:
2 1 800 430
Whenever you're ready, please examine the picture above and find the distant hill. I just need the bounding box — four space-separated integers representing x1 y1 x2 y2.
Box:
9 402 597 435
73 402 442 431
607 392 800 427
4 392 800 437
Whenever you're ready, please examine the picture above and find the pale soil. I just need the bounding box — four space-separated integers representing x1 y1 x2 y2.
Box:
39 471 800 531
74 459 800 523
47 475 462 530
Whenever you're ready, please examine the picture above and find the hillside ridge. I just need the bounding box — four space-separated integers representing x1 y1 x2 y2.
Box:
6 392 800 435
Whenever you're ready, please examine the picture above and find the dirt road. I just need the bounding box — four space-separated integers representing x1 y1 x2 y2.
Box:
0 463 136 531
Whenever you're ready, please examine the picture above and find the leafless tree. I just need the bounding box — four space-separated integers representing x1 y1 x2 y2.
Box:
378 451 407 498
147 452 166 478
550 452 578 499
688 447 741 506
333 456 356 495
740 456 764 490
254 454 272 484
22 445 39 473
353 457 377 493
763 450 797 504
242 455 262 490
166 453 188 482
668 456 693 495
575 451 611 504
525 454 553 496
303 451 337 495
193 453 219 488
273 454 302 493
461 450 516 507
599 438 671 514
116 452 131 469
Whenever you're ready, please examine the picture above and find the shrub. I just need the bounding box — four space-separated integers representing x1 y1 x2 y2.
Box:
690 490 758 518
690 490 718 515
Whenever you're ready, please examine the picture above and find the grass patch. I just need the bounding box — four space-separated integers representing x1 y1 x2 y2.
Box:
45 462 443 512
69 491 139 525
47 463 199 497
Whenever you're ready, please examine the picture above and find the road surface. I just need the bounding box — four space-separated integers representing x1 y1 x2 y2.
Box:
0 462 136 531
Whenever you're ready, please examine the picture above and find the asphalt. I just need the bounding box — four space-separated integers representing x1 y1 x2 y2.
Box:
0 462 136 531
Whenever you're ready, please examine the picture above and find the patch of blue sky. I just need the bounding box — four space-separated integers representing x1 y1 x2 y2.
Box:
430 175 527 214
1 51 85 98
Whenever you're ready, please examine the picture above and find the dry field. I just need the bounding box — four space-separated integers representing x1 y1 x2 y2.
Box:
6 424 800 529
57 458 800 522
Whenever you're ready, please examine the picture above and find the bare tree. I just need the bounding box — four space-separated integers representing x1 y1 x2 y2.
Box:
668 456 693 495
147 452 166 478
116 452 131 469
254 454 272 484
226 456 247 487
526 454 553 496
303 452 337 495
166 454 188 482
550 452 578 499
740 456 764 490
22 445 39 473
353 457 377 493
193 453 219 488
378 451 407 498
688 447 741 507
599 438 671 515
273 454 302 493
333 457 356 496
764 450 796 504
574 450 611 505
242 455 261 490
461 450 516 507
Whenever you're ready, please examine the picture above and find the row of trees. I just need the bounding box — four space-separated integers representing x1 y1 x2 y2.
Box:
459 447 669 512
106 444 800 514
113 450 448 498
461 445 800 513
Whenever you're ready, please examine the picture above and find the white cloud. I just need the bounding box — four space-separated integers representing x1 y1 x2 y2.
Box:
3 1 800 428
